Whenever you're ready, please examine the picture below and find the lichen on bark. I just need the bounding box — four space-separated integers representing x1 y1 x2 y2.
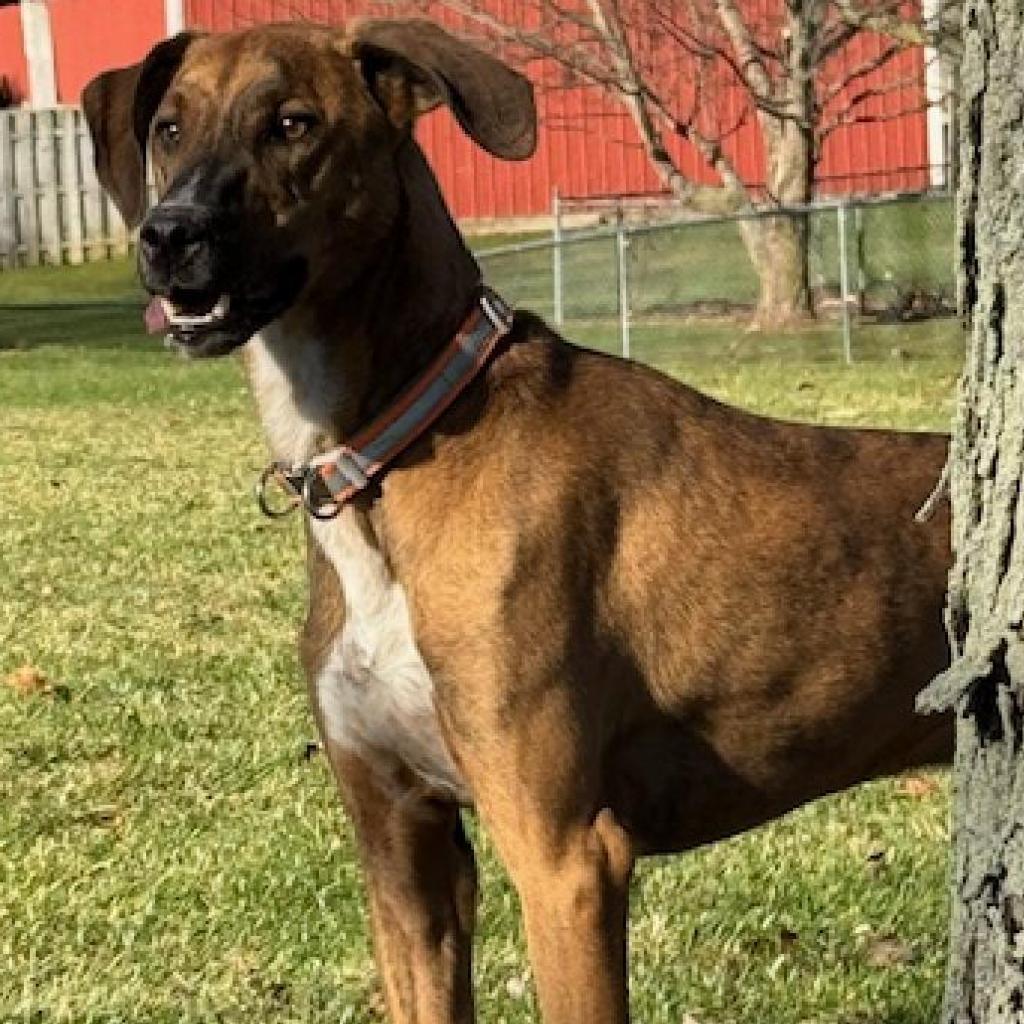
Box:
917 0 1024 1017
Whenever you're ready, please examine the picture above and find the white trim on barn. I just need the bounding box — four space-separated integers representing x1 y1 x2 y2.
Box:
164 0 185 36
19 0 56 108
923 0 952 189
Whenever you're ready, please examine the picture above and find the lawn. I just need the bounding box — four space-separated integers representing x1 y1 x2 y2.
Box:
0 256 962 1024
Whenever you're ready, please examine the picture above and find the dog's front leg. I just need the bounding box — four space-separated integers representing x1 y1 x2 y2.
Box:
474 754 635 1023
523 811 633 1023
326 746 477 1024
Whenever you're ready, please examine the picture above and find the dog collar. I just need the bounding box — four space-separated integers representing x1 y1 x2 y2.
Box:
257 287 514 520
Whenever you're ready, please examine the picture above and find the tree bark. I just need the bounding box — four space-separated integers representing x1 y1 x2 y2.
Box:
736 115 815 329
739 212 811 328
917 0 1024 1017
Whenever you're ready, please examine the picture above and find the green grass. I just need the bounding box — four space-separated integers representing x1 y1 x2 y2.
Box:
0 264 963 1023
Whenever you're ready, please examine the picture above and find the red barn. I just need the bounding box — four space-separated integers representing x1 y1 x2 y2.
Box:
0 0 950 222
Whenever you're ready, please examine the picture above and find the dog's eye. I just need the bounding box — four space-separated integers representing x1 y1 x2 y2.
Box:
274 112 317 143
155 119 182 147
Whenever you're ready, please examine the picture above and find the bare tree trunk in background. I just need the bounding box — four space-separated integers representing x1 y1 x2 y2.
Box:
737 115 815 327
917 0 1024 1016
737 119 815 328
737 0 818 328
432 0 954 330
740 214 810 327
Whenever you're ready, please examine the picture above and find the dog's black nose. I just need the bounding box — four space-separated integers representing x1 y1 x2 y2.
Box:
139 205 217 295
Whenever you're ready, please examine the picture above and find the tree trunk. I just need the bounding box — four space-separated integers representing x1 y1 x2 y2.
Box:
917 0 1024 1018
739 212 811 329
738 2 818 332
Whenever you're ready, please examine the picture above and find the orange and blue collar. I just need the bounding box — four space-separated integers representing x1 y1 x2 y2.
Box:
257 287 513 520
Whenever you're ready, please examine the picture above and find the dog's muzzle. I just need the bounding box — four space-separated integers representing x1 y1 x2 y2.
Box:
138 202 307 358
139 204 222 300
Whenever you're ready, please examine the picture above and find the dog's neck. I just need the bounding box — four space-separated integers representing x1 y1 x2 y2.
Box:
246 141 480 466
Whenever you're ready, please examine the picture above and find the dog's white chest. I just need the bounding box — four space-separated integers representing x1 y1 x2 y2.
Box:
310 511 467 801
248 328 466 801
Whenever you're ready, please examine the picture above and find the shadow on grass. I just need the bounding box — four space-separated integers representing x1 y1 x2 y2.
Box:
0 304 147 351
878 1005 944 1024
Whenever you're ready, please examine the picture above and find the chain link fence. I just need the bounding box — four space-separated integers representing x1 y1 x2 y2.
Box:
0 191 959 378
477 192 957 367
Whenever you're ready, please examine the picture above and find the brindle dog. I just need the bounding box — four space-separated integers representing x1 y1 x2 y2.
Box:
84 20 952 1024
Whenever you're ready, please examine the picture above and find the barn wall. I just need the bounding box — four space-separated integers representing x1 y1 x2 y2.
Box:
48 0 166 102
0 6 29 103
0 0 934 219
184 0 932 218
819 34 929 195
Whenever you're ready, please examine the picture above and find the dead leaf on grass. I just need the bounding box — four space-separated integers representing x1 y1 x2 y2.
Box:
897 774 940 798
5 664 51 696
505 970 531 1000
866 935 918 968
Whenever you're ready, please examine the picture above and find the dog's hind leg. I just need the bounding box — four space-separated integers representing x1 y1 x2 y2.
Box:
327 747 477 1024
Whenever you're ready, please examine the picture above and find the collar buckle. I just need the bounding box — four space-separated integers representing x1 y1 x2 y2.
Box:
313 448 370 495
301 472 344 520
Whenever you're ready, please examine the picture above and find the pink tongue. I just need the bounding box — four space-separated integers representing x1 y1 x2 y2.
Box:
144 297 170 335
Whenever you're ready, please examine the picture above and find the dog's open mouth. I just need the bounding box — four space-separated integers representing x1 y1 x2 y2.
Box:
144 292 241 357
147 294 232 333
144 261 307 358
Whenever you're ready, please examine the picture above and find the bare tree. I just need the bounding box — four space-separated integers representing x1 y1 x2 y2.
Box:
916 0 1024 1015
420 0 958 327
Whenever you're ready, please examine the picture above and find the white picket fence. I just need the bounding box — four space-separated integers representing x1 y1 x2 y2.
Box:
0 106 132 269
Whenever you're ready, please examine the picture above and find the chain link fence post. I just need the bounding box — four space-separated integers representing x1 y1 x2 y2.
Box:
552 188 564 327
837 201 853 364
854 204 866 315
615 205 631 359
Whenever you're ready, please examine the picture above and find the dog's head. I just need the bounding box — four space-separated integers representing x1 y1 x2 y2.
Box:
83 20 535 357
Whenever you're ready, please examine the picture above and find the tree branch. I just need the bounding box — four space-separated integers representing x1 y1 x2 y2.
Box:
652 8 800 121
817 40 905 108
833 0 962 54
819 92 931 138
711 0 777 101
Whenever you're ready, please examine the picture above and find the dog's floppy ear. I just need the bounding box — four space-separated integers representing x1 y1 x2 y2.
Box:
82 32 200 227
351 19 536 161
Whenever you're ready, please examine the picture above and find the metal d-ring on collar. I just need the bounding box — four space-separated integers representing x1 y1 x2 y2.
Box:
255 463 346 520
255 464 303 519
255 287 514 521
